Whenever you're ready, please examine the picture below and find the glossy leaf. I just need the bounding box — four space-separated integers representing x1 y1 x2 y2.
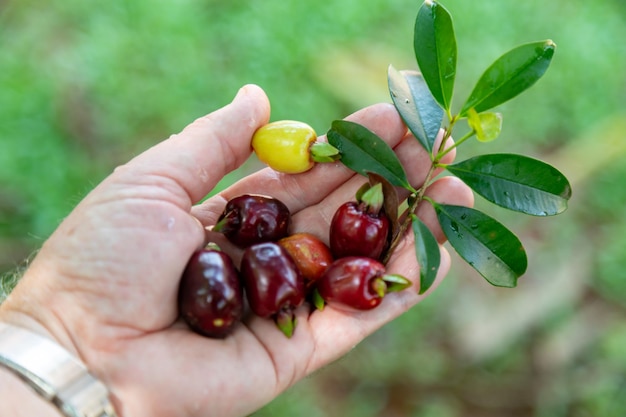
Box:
327 120 414 191
414 0 457 111
388 66 444 154
411 214 441 294
434 204 527 287
446 153 572 216
460 40 556 116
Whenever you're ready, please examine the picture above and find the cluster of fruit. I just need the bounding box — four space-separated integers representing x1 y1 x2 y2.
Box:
178 185 411 339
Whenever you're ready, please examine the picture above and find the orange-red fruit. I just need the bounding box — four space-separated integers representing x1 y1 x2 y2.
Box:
278 233 334 288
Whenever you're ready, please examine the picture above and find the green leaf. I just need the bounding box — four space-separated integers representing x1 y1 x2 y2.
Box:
460 40 556 116
327 120 414 191
434 204 527 287
446 153 572 216
467 109 502 142
414 0 457 111
388 66 444 154
411 214 441 294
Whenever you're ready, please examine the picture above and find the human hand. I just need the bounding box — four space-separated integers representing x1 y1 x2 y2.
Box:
0 84 473 417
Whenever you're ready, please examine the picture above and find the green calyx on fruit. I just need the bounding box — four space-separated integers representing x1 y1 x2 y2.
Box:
371 274 412 298
312 288 326 311
382 274 412 292
356 182 384 215
310 141 341 163
370 278 387 299
275 309 298 338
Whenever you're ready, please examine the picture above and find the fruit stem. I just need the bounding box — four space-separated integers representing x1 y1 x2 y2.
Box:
435 128 475 161
381 162 437 264
381 112 465 265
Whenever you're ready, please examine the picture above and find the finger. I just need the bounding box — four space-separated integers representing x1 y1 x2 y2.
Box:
199 102 409 218
112 84 271 207
395 129 457 200
302 245 452 372
234 245 451 394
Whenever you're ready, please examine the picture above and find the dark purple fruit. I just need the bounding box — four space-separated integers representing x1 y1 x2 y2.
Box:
329 184 390 260
240 242 305 337
178 248 243 338
214 194 290 248
316 257 411 311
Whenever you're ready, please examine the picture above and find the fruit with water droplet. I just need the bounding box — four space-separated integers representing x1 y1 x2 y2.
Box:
315 257 411 311
240 242 305 337
178 248 243 338
329 183 390 260
214 194 290 248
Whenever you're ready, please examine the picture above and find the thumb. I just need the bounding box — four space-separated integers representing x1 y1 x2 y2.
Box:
120 84 271 205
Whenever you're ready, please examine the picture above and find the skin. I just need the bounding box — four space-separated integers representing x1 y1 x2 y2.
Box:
0 84 473 417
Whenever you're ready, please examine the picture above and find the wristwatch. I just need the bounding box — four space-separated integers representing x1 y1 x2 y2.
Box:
0 322 118 417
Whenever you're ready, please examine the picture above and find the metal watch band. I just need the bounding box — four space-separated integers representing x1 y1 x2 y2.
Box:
0 322 118 417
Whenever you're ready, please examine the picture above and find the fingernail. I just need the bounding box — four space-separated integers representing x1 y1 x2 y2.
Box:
233 85 251 102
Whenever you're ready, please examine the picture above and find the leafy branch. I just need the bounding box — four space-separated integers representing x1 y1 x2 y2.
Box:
327 0 572 293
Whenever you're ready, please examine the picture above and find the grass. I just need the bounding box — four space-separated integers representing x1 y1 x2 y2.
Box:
2 0 626 415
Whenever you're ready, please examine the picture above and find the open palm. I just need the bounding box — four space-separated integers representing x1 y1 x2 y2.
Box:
0 85 472 417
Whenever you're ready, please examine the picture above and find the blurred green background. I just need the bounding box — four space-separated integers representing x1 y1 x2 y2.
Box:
1 0 625 415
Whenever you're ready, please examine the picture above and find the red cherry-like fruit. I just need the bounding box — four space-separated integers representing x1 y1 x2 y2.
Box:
278 233 334 289
316 257 411 311
178 248 243 338
329 184 390 260
213 194 290 248
240 242 305 337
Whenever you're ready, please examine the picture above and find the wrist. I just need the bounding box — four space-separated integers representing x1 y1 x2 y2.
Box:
0 321 118 417
0 264 81 358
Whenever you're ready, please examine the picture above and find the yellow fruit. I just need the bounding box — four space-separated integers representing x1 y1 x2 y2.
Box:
252 120 317 174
